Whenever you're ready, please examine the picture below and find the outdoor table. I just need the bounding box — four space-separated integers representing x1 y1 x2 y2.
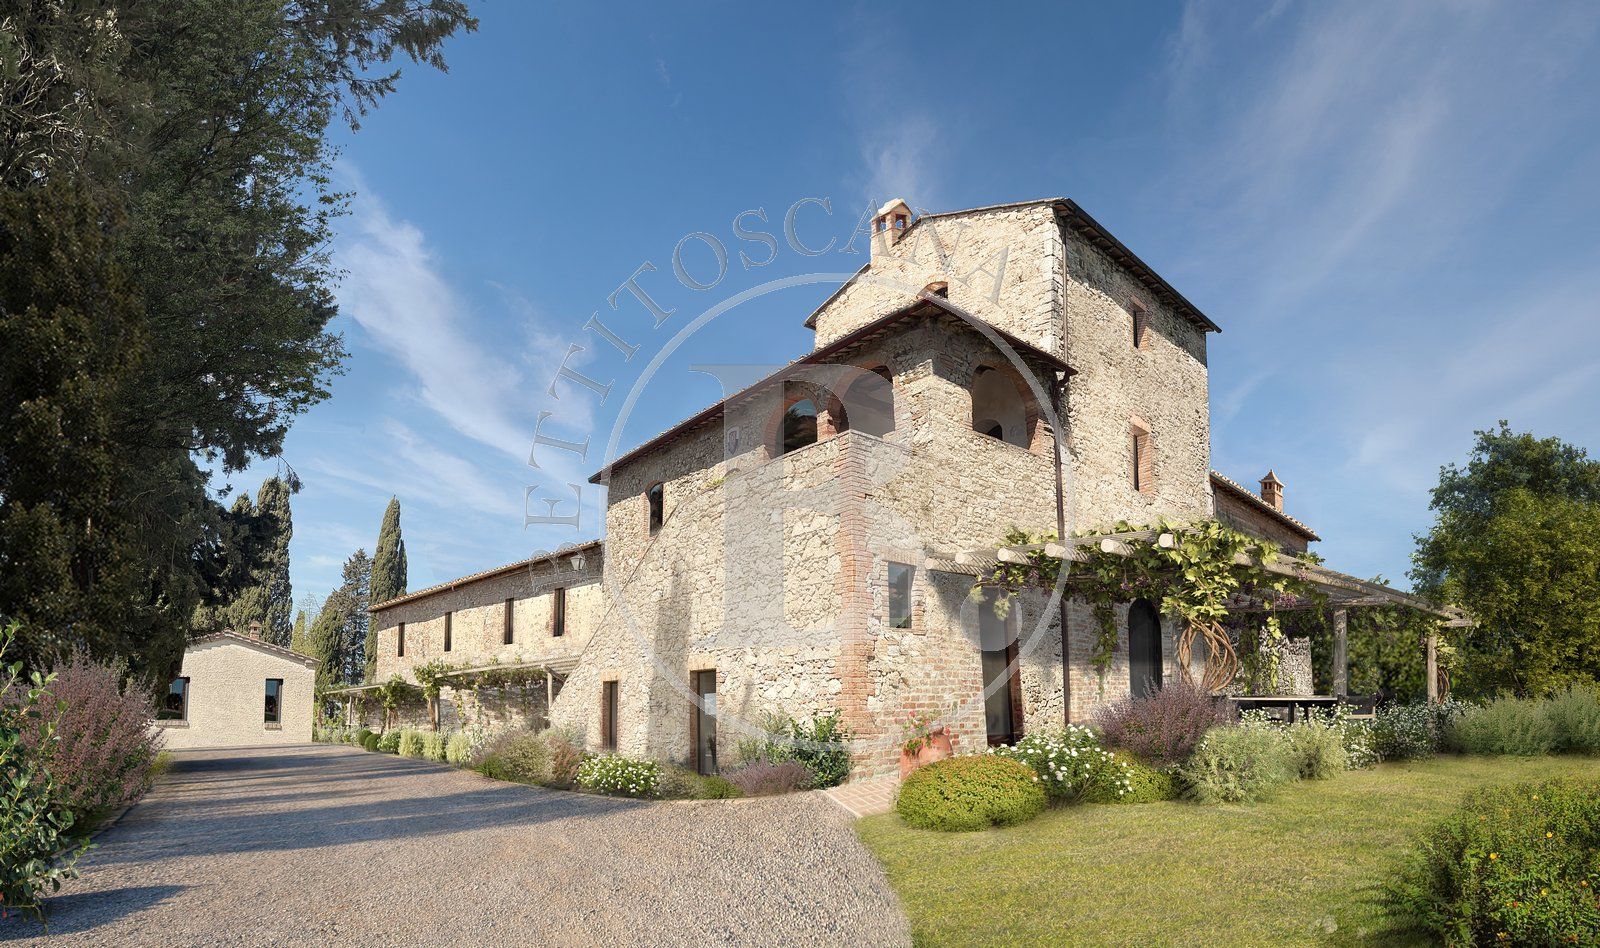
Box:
1227 694 1340 724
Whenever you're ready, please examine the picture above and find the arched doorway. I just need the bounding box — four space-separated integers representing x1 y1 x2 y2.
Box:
1128 598 1163 699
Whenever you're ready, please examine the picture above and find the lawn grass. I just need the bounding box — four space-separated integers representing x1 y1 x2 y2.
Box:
856 755 1600 946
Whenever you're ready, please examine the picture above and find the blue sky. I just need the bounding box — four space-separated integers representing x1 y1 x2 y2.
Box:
238 1 1600 612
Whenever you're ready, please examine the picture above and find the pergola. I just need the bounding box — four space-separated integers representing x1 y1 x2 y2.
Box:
322 653 581 729
956 528 1472 704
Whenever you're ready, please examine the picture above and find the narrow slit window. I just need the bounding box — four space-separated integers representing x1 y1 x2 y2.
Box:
264 678 282 724
1131 301 1148 349
647 483 664 533
1131 422 1155 494
443 612 453 652
503 598 515 645
397 623 406 657
888 562 914 629
601 680 619 750
552 587 567 637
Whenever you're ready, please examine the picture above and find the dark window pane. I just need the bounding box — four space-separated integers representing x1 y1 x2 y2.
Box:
647 483 664 533
158 678 189 721
264 679 282 723
888 563 913 629
781 399 818 454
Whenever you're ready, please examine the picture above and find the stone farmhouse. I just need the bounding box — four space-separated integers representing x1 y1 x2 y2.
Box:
350 197 1329 778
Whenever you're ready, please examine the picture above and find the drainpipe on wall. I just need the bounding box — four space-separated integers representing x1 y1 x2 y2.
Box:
1052 371 1072 726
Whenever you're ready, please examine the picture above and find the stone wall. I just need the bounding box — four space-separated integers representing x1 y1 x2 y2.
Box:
1213 483 1312 553
811 204 1063 355
1060 226 1213 531
158 639 316 748
370 547 602 685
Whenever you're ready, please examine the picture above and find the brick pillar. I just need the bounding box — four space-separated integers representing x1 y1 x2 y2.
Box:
829 435 880 773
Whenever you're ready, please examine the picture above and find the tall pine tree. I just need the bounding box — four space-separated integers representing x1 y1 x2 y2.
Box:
367 497 407 681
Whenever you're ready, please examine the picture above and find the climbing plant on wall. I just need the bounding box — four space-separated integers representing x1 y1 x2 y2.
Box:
978 519 1321 694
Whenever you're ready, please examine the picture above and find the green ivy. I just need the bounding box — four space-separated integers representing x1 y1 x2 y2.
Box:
978 519 1320 693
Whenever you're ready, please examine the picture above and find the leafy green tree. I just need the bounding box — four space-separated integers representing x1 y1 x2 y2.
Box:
307 549 371 689
367 497 406 680
1413 424 1600 696
0 2 474 675
0 182 151 670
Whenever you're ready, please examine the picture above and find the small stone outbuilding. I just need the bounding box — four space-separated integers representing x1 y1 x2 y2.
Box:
156 630 318 749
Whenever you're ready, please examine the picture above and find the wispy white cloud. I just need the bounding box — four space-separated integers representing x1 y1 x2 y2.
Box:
1161 0 1600 580
336 172 534 461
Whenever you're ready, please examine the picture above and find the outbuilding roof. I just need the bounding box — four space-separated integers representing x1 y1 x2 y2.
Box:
1210 471 1321 543
189 629 320 669
589 296 1074 484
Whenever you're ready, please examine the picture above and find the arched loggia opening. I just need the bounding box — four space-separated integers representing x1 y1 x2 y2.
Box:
839 365 895 438
971 365 1034 449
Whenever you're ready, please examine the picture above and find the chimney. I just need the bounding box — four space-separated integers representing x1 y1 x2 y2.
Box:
247 620 264 640
1259 470 1284 511
871 198 913 255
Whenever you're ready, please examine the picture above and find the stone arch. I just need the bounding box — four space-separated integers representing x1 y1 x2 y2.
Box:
970 362 1040 450
766 381 843 457
1128 598 1163 698
839 364 895 438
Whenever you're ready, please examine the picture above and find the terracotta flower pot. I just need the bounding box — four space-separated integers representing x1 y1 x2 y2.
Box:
898 726 956 779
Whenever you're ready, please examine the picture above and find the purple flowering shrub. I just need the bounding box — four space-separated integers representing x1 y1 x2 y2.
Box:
15 651 165 819
1094 679 1234 767
724 760 813 796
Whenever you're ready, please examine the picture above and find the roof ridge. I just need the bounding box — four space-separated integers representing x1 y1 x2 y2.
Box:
1209 470 1320 541
369 540 603 613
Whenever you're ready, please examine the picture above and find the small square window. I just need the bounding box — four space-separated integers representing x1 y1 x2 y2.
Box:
888 563 914 629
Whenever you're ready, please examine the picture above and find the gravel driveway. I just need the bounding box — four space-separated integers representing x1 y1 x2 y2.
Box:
2 745 909 947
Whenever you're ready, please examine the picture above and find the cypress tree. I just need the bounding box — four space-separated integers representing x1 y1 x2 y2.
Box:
367 497 406 680
253 477 294 646
290 609 308 654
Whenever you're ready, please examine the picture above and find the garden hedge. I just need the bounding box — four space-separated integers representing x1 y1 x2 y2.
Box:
895 755 1046 832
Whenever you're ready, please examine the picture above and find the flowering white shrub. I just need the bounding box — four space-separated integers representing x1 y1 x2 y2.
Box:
990 725 1131 802
575 754 661 798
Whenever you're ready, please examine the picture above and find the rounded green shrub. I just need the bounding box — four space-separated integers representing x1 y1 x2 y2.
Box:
1285 721 1349 779
445 732 472 766
993 726 1127 802
378 729 402 753
476 730 552 784
1452 698 1559 756
360 731 381 752
1389 778 1600 944
895 755 1047 832
656 765 743 800
1179 725 1296 804
1086 753 1178 804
